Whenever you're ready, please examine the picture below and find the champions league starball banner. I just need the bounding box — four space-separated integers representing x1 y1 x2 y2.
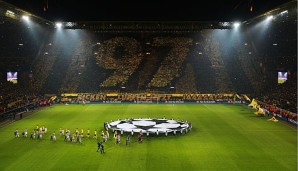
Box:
107 118 192 135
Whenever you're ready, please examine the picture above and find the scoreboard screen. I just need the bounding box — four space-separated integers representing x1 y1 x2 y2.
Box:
278 72 287 84
7 72 18 84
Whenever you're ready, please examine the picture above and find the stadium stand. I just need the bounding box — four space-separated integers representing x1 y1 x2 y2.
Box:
0 0 296 121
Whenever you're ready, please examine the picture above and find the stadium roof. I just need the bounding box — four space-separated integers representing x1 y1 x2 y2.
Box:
0 0 296 31
2 0 294 21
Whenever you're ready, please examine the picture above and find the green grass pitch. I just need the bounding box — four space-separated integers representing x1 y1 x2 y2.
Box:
0 104 297 171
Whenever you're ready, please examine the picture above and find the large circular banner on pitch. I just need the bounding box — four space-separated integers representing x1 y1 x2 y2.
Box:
107 118 191 135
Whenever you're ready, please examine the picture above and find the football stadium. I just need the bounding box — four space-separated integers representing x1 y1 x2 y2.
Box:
0 0 297 170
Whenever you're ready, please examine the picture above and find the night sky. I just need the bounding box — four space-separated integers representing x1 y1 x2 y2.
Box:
3 0 293 22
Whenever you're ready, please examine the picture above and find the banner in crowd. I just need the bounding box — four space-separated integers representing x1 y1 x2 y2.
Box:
254 99 297 126
106 94 118 97
61 93 78 97
73 100 245 104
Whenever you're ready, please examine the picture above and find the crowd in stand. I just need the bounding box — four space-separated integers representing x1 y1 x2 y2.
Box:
60 40 92 93
148 37 192 88
0 79 34 113
96 37 142 87
137 49 159 89
175 63 197 93
0 10 296 117
233 39 265 95
258 73 297 113
258 101 297 122
202 32 234 93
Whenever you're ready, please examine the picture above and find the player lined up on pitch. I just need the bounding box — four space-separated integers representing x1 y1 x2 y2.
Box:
14 125 110 143
14 124 149 148
14 125 48 139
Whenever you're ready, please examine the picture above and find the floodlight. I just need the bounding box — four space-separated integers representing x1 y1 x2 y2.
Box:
6 10 14 15
280 10 288 15
55 22 62 28
233 22 240 28
266 15 273 21
22 15 29 21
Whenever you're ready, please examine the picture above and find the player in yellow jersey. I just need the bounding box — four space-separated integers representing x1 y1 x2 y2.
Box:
87 129 90 138
101 130 104 137
59 128 62 136
81 129 84 138
106 130 109 139
94 130 97 139
75 128 79 137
